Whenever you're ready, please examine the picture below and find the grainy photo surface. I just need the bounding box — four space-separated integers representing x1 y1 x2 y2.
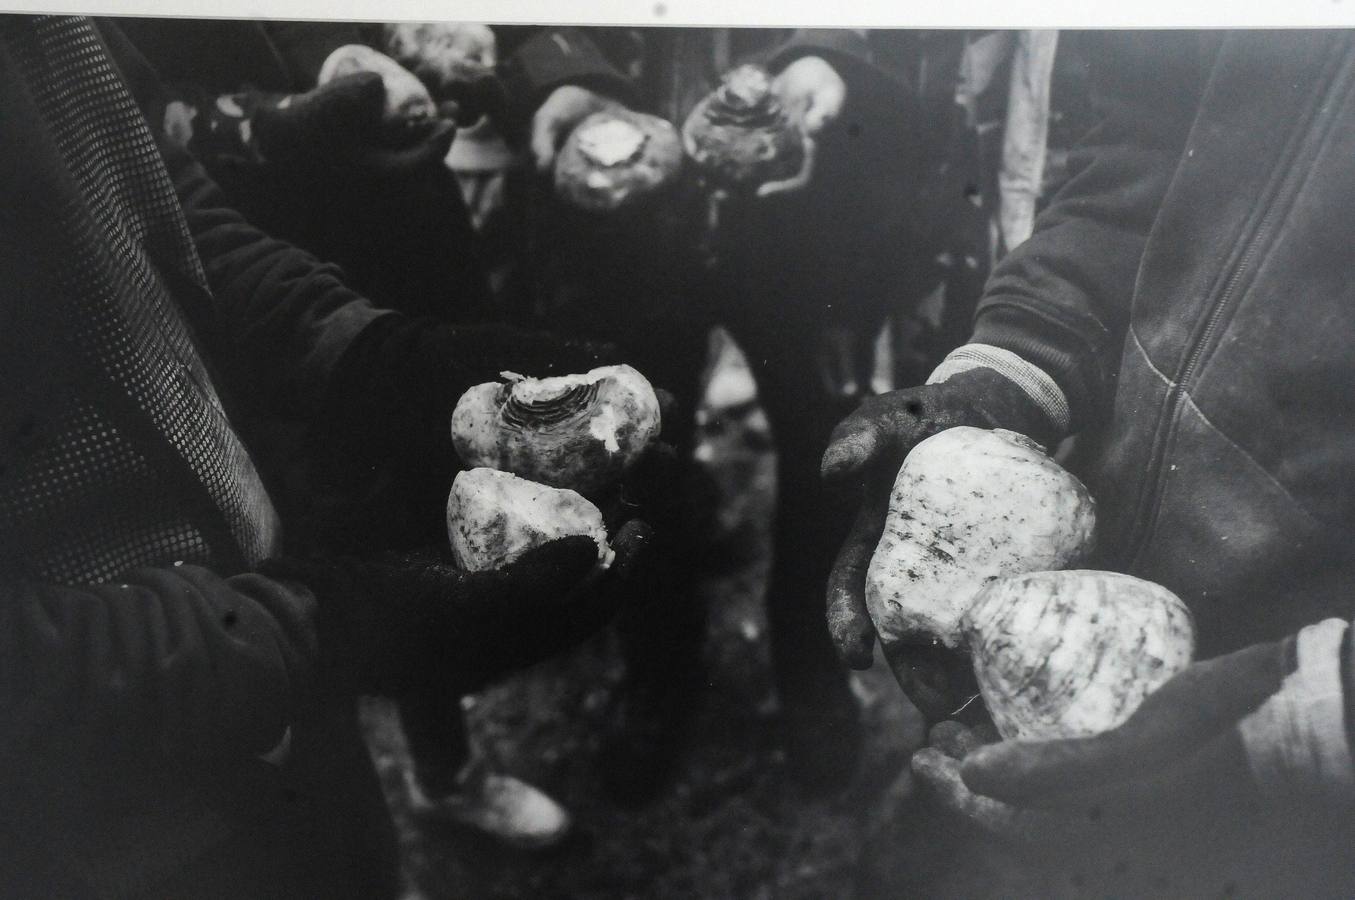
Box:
1 15 1353 898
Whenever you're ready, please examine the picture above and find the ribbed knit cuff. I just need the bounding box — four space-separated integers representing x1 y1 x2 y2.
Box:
926 343 1071 437
1239 618 1355 803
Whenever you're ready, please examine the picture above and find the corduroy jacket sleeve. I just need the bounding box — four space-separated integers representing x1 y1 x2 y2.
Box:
165 140 393 415
95 19 395 418
0 565 318 779
967 31 1207 429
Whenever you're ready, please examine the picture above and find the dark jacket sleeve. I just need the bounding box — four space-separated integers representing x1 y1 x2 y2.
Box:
967 31 1208 428
261 20 372 87
500 27 635 113
95 18 394 417
765 28 898 89
0 565 318 777
114 18 297 93
164 139 393 416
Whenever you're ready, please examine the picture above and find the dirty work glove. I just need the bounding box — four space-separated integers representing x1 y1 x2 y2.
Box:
260 520 651 698
250 72 456 176
756 55 846 198
304 314 622 554
530 84 628 172
820 354 1065 720
914 622 1355 889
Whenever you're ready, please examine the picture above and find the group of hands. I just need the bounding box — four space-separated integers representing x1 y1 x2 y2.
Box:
257 30 1298 866
247 30 848 194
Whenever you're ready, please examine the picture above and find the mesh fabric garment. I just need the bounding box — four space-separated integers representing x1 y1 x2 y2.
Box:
0 15 280 584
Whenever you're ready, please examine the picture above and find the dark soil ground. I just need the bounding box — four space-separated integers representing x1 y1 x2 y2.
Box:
360 334 929 899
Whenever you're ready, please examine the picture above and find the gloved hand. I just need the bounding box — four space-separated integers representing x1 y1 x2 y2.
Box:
756 55 847 198
261 519 651 698
250 72 456 176
530 84 628 172
595 439 685 532
819 367 1061 719
911 625 1354 888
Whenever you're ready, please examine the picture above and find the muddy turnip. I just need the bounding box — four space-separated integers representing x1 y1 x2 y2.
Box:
450 364 660 497
447 468 610 572
682 64 804 190
865 427 1096 650
555 110 684 213
964 570 1195 740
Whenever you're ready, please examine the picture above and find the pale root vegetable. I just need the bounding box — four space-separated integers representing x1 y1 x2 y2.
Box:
382 23 497 92
865 427 1096 649
964 570 1196 740
555 110 684 213
681 64 804 189
450 365 661 497
317 44 436 124
446 468 610 572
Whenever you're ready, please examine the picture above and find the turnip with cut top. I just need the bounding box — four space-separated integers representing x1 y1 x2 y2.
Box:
450 364 661 498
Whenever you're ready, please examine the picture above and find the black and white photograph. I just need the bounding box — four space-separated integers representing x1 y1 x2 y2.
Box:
1 9 1354 898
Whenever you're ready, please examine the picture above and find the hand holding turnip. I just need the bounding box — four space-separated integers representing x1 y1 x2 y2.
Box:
251 69 454 175
317 45 438 126
911 633 1301 888
820 368 1063 685
258 519 651 697
757 56 846 198
532 85 629 172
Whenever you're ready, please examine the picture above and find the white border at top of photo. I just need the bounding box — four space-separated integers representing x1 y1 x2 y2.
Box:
1 0 1353 29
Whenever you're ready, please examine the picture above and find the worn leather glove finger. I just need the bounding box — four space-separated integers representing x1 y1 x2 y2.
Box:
825 485 888 669
820 367 1058 489
961 639 1288 807
912 747 1075 848
928 720 998 760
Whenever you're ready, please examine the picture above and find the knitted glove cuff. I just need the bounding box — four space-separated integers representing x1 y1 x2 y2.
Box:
927 343 1071 438
1238 618 1355 803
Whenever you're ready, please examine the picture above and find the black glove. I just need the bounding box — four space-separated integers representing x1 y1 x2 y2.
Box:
819 367 1059 720
250 72 456 176
261 519 651 697
304 315 620 553
909 643 1291 894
